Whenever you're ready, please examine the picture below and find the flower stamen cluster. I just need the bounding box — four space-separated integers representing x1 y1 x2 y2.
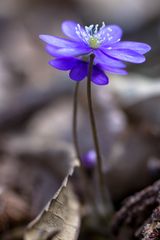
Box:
75 22 106 48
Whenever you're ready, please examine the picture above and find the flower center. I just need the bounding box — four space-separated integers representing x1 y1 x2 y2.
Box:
89 37 100 48
75 22 106 49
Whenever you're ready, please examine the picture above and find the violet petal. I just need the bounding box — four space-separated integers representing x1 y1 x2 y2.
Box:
69 62 88 81
111 41 151 54
62 21 83 42
39 35 80 48
49 57 78 70
101 25 123 45
46 45 91 57
92 67 109 85
98 63 128 75
104 49 146 63
94 50 126 68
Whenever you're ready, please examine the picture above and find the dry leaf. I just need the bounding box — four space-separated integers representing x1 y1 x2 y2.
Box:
24 162 80 240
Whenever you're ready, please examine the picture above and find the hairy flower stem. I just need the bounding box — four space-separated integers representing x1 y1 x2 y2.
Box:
73 82 81 162
87 54 113 216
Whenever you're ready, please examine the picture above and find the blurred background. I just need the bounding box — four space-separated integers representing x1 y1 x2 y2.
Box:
0 0 160 239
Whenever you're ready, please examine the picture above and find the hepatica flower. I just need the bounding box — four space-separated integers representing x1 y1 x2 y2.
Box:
39 21 151 85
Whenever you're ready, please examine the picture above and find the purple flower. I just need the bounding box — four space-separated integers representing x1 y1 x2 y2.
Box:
82 150 97 169
39 21 151 85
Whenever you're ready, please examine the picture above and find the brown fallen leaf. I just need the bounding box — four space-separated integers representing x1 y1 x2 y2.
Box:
24 161 80 240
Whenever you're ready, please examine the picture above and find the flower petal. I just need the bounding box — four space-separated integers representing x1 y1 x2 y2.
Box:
98 64 128 75
46 45 62 57
69 62 88 81
104 49 145 63
111 41 151 54
46 45 91 57
49 57 78 70
62 21 82 42
92 67 109 85
101 25 123 45
39 35 79 48
94 50 126 68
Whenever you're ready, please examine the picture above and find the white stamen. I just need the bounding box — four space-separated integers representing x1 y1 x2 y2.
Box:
75 22 107 48
94 24 99 34
100 22 105 31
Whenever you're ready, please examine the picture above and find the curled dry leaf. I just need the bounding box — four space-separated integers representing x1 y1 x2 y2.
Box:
24 161 80 240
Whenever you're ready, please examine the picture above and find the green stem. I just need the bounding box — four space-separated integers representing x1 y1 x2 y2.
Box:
87 54 113 216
